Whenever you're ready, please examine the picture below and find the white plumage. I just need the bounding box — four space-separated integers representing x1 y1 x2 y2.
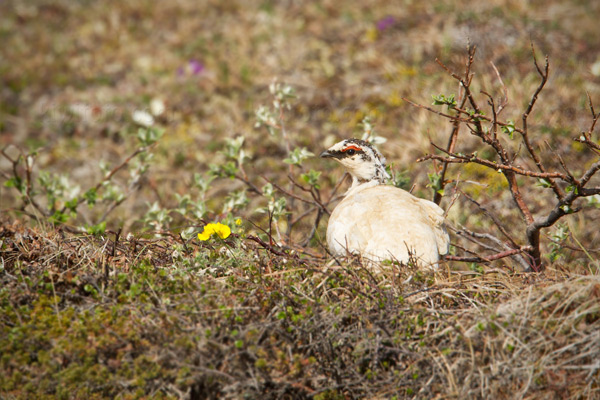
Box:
321 139 449 267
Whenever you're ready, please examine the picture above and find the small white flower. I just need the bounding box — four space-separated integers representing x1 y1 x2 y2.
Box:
150 98 165 116
132 110 154 127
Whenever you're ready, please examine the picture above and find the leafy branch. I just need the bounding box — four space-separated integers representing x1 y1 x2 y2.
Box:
2 126 163 233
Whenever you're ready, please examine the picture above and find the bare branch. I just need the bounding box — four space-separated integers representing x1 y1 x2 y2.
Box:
450 225 532 270
460 191 520 248
433 82 469 205
419 149 570 181
481 90 498 140
398 49 597 271
452 226 504 253
490 61 508 114
287 174 331 215
445 247 532 263
579 160 600 187
519 48 561 198
545 141 576 184
402 97 469 124
573 93 600 154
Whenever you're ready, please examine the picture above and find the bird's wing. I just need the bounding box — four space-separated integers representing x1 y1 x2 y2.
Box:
413 197 450 255
359 185 451 255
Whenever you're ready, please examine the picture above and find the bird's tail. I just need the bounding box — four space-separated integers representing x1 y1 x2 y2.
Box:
419 199 451 255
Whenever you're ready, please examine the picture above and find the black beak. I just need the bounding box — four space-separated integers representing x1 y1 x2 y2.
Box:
320 150 335 158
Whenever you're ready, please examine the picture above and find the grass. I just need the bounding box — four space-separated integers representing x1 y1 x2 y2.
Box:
1 0 600 398
1 223 598 398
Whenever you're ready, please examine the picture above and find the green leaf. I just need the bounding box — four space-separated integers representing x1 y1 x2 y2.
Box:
4 176 25 193
431 94 457 109
137 127 164 146
193 173 215 194
537 178 552 188
262 183 274 197
501 121 516 139
65 198 78 212
222 190 248 213
83 188 97 207
387 166 411 190
427 172 442 192
565 185 579 195
560 204 574 214
461 108 485 122
301 169 321 189
86 221 106 236
83 284 96 294
209 161 239 179
587 194 600 208
283 147 315 166
223 136 248 166
254 105 278 134
49 210 69 225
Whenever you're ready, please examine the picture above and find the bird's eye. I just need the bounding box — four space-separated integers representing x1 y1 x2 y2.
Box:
342 144 361 155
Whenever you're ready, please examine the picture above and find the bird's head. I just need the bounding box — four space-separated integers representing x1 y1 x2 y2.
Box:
320 138 390 187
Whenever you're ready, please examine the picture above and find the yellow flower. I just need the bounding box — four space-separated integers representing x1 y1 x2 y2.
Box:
214 223 231 239
197 227 213 241
235 218 242 226
197 222 231 241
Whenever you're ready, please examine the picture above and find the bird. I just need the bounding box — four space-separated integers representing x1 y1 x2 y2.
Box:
320 138 450 268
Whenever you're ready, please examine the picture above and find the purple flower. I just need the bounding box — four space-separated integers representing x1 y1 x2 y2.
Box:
376 16 395 31
189 59 205 75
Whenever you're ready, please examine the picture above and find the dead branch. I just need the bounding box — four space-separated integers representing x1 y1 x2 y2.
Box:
410 48 600 271
519 49 563 198
445 247 532 264
460 191 519 248
419 151 570 180
431 54 471 205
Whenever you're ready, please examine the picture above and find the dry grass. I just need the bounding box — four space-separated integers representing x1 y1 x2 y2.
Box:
1 0 600 398
1 221 598 399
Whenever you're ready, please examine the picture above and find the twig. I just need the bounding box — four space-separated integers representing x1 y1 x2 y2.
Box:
246 234 308 266
490 61 508 114
432 78 469 205
444 247 532 263
59 144 154 217
419 150 569 180
460 191 519 248
519 47 562 198
287 174 331 215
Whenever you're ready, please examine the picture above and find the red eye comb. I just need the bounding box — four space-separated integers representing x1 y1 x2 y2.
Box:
342 145 361 152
